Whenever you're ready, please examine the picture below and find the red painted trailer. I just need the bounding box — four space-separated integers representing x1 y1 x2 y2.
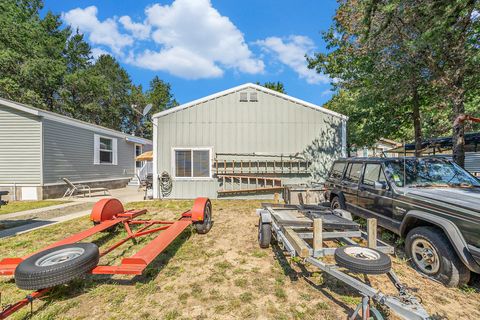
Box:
0 197 212 319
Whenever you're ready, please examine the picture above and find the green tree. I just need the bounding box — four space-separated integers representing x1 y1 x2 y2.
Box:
420 0 479 166
142 76 178 139
309 0 479 164
0 0 178 139
0 0 68 109
256 81 286 94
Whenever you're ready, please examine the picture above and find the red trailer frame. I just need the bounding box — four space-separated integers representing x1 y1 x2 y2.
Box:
0 197 211 319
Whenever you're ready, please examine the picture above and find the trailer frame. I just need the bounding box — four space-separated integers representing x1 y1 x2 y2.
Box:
257 203 430 320
0 197 212 319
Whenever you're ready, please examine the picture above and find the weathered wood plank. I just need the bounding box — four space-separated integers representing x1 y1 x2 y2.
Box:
284 227 310 258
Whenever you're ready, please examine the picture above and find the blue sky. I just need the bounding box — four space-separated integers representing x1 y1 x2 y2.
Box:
42 0 338 106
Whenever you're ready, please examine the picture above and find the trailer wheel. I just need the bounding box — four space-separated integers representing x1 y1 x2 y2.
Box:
258 217 272 248
194 200 212 234
14 243 99 290
334 246 391 275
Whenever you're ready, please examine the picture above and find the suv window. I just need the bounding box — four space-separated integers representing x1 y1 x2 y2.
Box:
330 162 346 179
363 164 387 186
344 163 363 183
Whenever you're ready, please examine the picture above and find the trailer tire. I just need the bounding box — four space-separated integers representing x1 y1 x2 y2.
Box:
258 217 272 249
334 246 391 275
14 243 99 290
194 200 212 234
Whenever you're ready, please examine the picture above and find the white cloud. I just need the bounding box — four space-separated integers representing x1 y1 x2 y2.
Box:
128 47 223 79
256 35 330 85
119 16 151 40
90 47 110 60
129 0 263 79
63 6 133 55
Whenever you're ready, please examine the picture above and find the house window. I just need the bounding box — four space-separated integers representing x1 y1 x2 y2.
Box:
174 148 211 178
135 145 143 168
94 134 117 165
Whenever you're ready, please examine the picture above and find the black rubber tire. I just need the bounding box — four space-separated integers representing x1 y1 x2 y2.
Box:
15 243 99 290
334 245 391 275
405 226 470 287
194 200 212 234
258 217 272 249
331 196 346 210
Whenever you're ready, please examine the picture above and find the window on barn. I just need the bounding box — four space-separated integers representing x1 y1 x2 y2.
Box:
239 92 248 102
174 148 211 179
94 134 117 165
249 92 258 102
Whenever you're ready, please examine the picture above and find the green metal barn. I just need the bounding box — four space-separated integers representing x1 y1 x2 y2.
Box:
152 83 348 199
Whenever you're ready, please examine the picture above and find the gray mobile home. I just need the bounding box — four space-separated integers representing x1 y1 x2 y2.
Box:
152 83 347 199
0 98 152 200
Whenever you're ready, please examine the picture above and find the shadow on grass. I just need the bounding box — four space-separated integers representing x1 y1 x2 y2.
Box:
271 243 358 316
24 225 192 317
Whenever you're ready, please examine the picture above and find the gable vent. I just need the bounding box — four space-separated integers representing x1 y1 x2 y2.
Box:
239 92 248 102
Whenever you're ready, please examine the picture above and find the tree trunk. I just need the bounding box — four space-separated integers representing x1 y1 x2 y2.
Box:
412 87 422 157
452 89 466 167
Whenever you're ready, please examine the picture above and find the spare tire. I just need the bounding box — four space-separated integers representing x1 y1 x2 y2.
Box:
15 243 99 290
334 245 391 275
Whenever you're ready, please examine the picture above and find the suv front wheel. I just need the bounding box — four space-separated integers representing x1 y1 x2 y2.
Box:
405 226 470 287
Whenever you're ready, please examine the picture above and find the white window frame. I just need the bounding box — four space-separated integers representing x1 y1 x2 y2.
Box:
94 134 118 165
135 143 143 169
171 147 213 180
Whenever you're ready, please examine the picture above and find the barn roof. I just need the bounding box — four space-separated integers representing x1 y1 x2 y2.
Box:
152 83 348 120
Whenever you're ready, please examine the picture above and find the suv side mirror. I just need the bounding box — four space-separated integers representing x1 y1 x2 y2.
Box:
374 181 387 190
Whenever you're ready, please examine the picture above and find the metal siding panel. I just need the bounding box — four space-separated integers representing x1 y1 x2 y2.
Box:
465 152 480 173
42 119 134 184
0 105 41 184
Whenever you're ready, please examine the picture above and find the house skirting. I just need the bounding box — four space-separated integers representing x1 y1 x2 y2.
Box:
0 178 131 200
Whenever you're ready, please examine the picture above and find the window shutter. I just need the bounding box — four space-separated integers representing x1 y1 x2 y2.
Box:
93 134 100 164
112 138 118 165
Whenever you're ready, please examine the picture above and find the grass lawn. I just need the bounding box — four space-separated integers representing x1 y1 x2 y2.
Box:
0 200 479 319
0 200 69 215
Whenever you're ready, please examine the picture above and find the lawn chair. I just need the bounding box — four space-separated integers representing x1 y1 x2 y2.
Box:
62 178 110 198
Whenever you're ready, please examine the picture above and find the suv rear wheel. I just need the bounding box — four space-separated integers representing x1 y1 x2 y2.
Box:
406 226 470 287
330 196 345 210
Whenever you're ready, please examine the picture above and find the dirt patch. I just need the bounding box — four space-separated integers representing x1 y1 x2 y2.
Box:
0 200 479 319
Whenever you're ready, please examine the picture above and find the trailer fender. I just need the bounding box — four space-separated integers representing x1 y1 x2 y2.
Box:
257 209 272 224
90 198 124 223
401 210 480 273
191 197 211 222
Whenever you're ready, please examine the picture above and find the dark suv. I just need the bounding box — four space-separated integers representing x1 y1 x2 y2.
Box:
324 157 480 287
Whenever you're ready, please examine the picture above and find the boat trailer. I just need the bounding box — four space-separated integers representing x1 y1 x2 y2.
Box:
0 197 212 319
257 203 430 320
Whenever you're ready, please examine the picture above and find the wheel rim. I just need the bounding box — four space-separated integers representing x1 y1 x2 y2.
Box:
35 248 85 267
344 247 380 261
331 199 340 210
411 239 440 274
